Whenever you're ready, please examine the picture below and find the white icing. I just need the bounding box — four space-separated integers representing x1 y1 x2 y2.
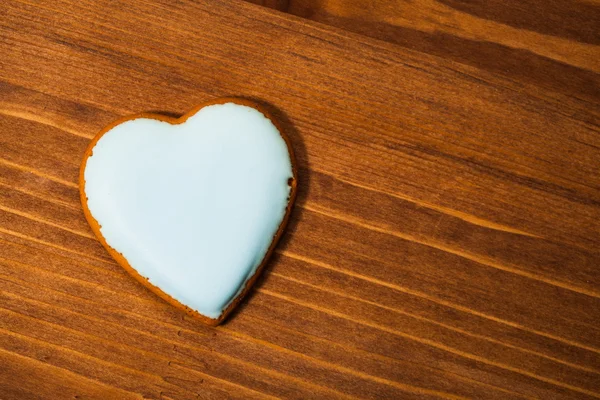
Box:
84 103 293 319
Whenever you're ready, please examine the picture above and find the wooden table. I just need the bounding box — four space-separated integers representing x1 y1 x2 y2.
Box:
1 0 599 398
248 0 600 105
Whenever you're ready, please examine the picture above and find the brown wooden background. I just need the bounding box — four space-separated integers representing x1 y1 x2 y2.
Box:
1 0 599 398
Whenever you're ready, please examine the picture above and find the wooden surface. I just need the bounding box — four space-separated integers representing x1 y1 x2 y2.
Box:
0 0 599 398
247 0 600 104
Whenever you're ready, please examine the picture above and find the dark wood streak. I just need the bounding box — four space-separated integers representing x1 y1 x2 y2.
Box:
257 0 600 106
437 0 600 45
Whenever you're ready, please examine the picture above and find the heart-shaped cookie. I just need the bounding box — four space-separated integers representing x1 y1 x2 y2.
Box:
80 99 297 325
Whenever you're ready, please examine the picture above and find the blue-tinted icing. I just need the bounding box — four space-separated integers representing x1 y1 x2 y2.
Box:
84 103 293 318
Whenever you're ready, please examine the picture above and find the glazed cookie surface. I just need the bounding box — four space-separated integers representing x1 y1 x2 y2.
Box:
80 99 297 325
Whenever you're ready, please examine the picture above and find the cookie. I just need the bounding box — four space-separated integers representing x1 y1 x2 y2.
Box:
80 98 297 325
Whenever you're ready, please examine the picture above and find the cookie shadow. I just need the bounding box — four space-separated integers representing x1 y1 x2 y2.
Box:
222 97 310 325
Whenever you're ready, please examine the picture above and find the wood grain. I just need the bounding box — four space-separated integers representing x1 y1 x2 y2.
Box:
0 0 599 399
248 0 600 104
